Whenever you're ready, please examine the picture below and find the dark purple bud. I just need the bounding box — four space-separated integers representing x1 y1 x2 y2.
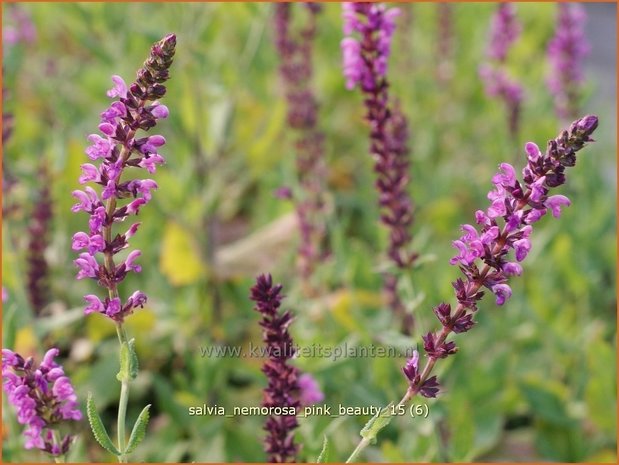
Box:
419 376 440 398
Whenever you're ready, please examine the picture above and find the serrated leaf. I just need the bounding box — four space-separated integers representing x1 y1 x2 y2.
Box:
360 402 394 445
316 435 331 463
128 338 139 380
86 393 120 456
117 342 130 382
124 404 151 455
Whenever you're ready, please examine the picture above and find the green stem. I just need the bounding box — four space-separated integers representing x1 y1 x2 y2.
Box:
345 389 413 463
115 323 130 463
345 437 371 464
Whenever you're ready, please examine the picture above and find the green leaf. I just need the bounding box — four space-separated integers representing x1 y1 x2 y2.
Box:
316 435 331 463
124 404 151 455
117 342 130 382
128 338 139 380
519 380 573 427
86 393 120 456
360 403 394 445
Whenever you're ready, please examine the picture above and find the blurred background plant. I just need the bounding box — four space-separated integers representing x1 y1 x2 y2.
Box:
2 2 616 462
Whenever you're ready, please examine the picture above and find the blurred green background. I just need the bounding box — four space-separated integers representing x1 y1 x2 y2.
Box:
2 2 616 462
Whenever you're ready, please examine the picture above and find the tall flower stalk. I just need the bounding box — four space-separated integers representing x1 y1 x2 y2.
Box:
250 274 300 463
344 115 598 462
479 3 524 140
72 34 176 462
341 2 418 335
2 348 81 461
26 162 52 314
273 3 327 295
547 3 589 120
436 3 454 84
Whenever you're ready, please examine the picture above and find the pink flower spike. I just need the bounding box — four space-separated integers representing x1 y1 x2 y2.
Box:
107 75 127 99
545 195 571 218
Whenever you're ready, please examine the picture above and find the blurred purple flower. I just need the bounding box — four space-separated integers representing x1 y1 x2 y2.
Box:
436 3 454 83
480 4 524 139
341 3 417 334
274 4 328 288
341 2 400 91
26 163 53 314
486 3 521 62
3 4 36 46
2 348 81 456
297 373 324 406
72 34 176 322
547 3 589 119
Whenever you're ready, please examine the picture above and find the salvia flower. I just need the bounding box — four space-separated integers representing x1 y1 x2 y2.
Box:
274 3 328 289
341 3 417 334
547 3 589 120
2 348 81 457
479 4 523 139
72 34 176 322
402 115 598 398
250 274 300 463
341 2 400 91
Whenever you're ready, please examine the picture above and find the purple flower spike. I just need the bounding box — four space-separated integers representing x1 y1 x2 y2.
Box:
26 163 53 314
480 4 524 138
400 116 599 402
274 4 328 291
341 3 417 334
547 3 589 120
2 348 81 456
73 34 175 323
486 3 521 62
250 274 300 463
